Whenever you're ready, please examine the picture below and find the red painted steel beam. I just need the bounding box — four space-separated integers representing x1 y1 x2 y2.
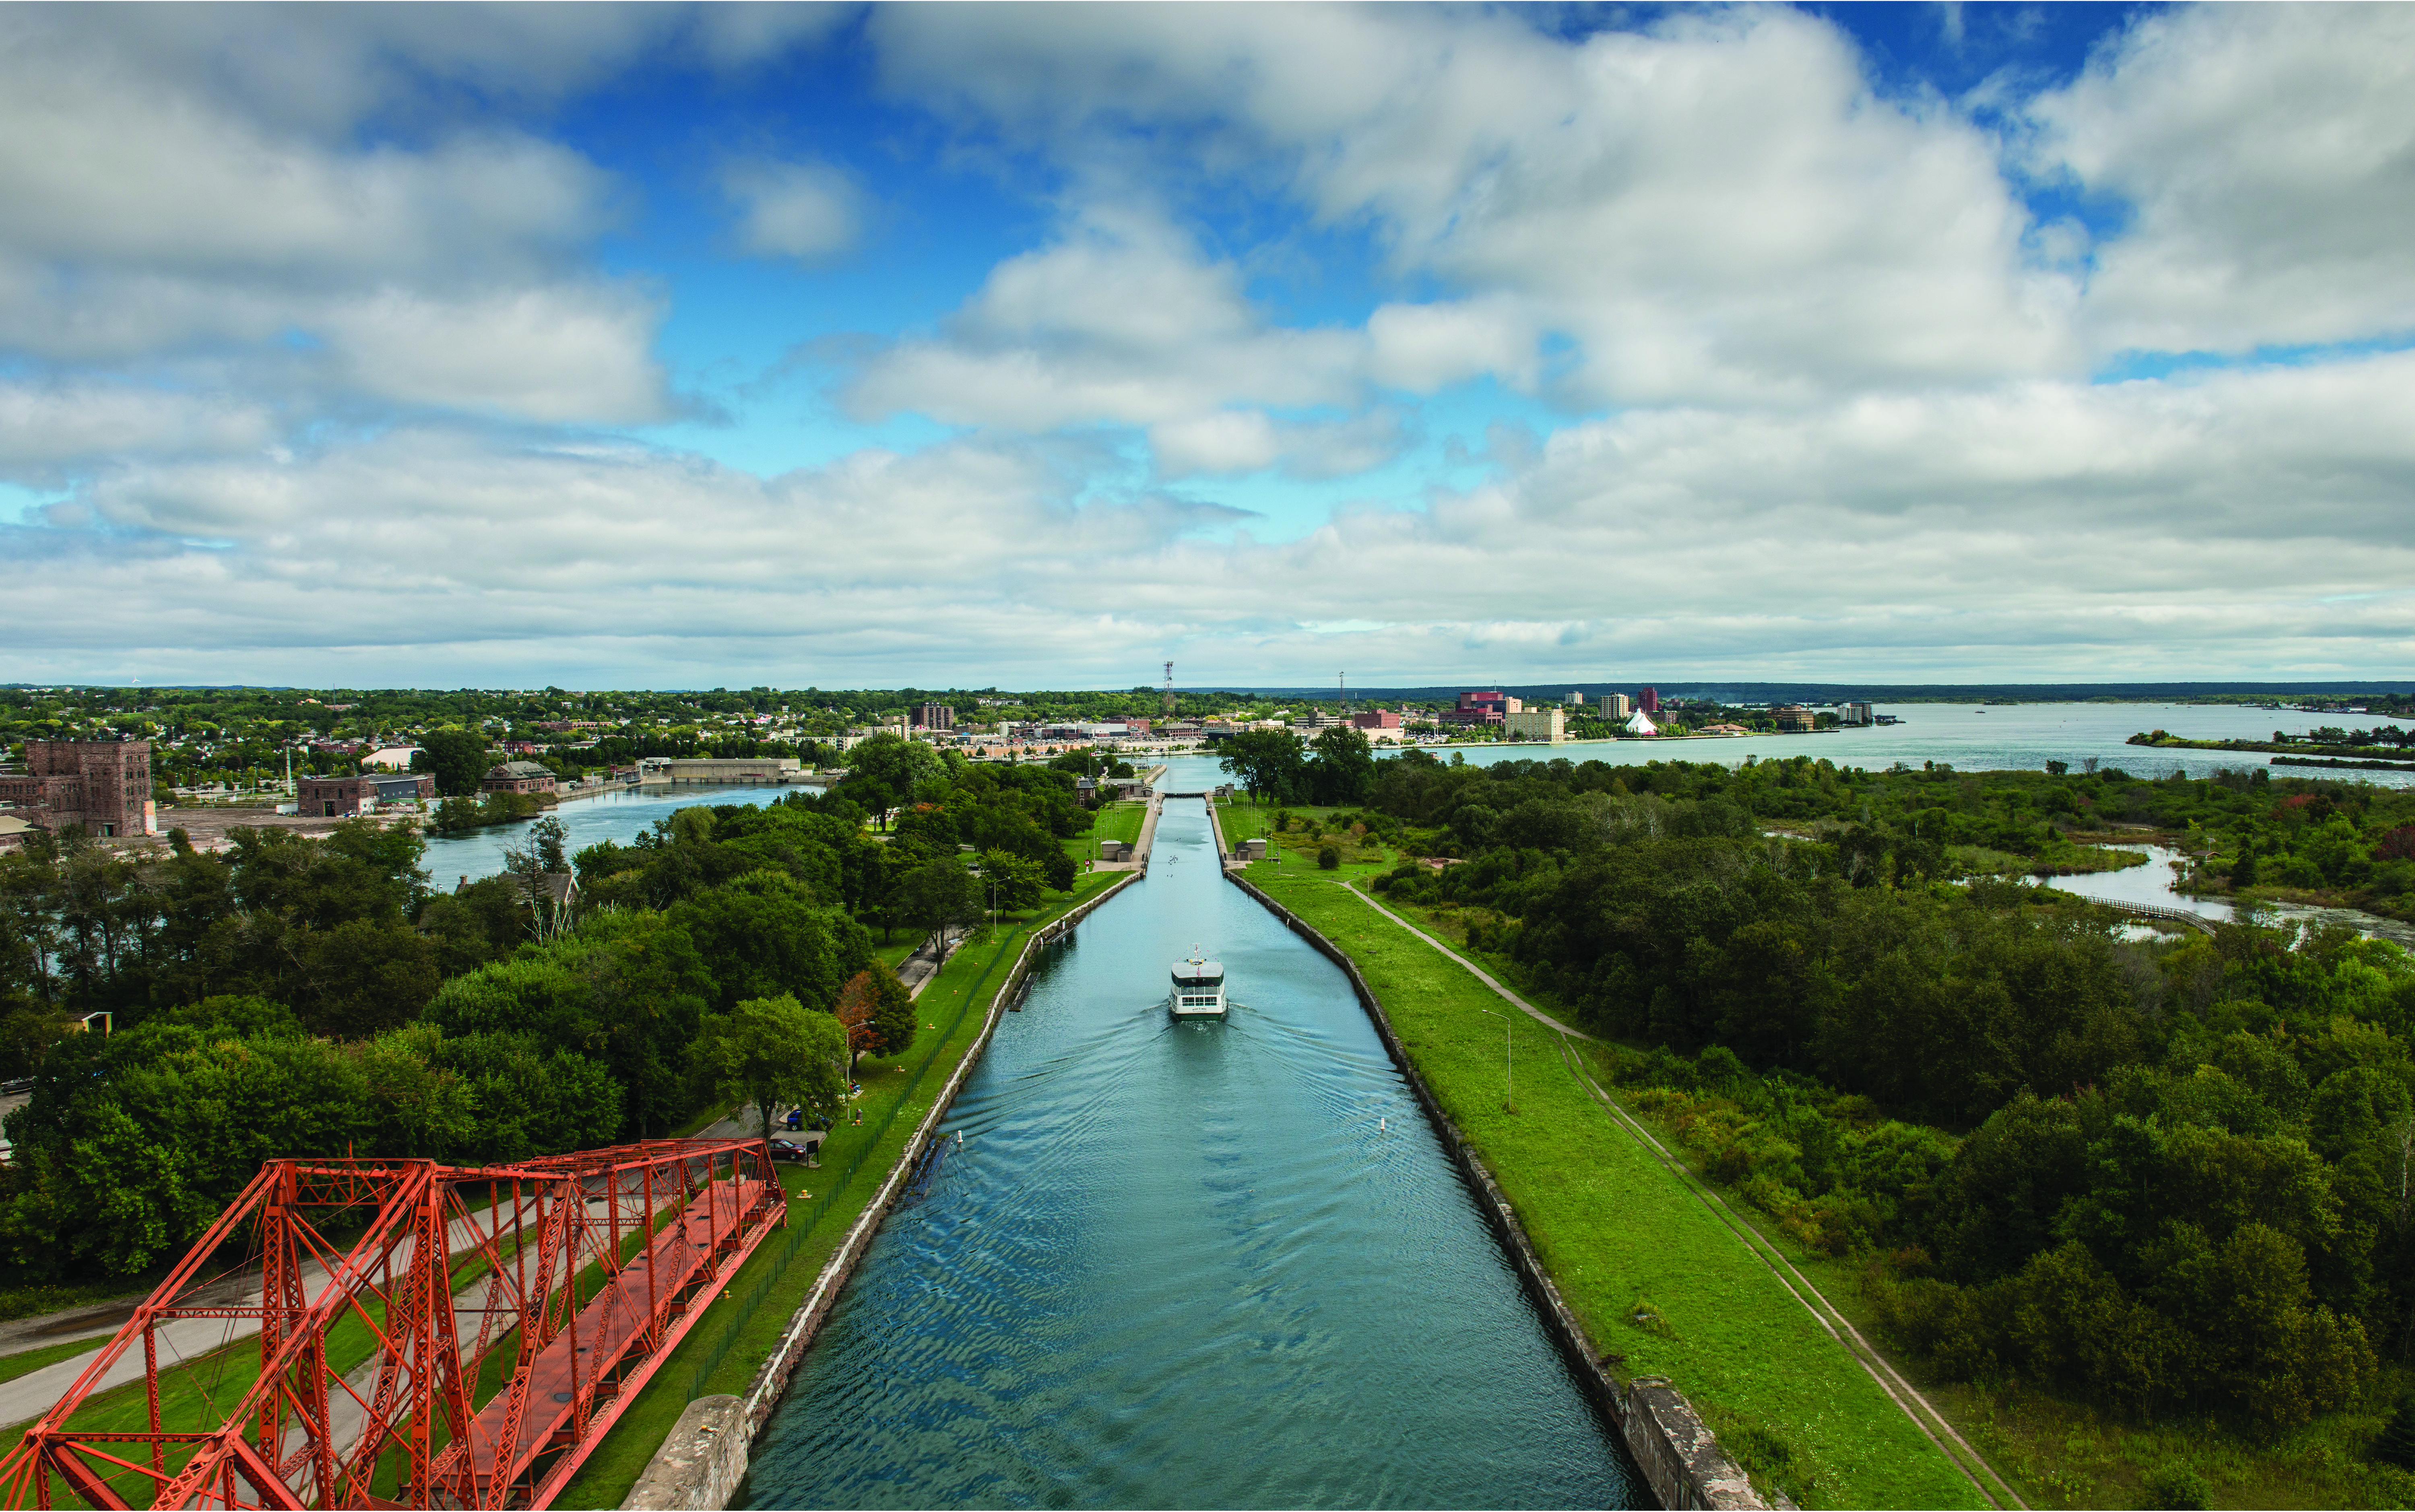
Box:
0 1138 782 1511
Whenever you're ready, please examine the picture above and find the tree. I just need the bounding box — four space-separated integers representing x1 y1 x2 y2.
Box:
1220 729 1307 804
695 994 845 1144
896 858 978 954
871 964 916 1058
1309 724 1376 805
414 730 492 798
977 849 1046 914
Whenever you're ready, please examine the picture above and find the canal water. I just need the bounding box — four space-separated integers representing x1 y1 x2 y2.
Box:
740 797 1641 1509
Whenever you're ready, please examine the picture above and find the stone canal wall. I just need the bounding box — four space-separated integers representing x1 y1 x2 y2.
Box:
1228 865 1769 1512
623 869 1148 1510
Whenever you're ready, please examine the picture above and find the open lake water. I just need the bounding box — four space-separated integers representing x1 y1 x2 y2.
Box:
739 798 1641 1509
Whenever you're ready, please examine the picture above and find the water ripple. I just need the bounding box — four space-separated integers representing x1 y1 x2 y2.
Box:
744 800 1638 1510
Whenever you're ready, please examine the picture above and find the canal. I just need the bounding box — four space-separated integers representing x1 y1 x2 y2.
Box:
740 795 1642 1509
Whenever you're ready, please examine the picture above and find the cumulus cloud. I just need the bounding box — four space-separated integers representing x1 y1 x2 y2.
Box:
2027 3 2415 355
873 5 2078 405
722 158 865 262
0 5 667 431
14 351 2415 683
848 210 1365 449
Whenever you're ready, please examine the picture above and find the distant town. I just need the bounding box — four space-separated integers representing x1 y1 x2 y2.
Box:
3 678 2411 850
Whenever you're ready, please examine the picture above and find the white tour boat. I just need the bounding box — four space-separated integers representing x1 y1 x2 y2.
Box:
1168 950 1228 1021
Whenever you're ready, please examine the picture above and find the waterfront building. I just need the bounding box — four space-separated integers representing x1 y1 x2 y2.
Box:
636 756 804 784
1624 710 1659 736
1602 693 1633 720
297 772 436 816
1639 686 1660 714
1841 701 1874 726
1504 708 1566 744
481 760 559 794
1773 705 1817 734
1350 709 1402 730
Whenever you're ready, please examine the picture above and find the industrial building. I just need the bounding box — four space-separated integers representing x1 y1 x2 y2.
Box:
0 738 155 839
297 772 436 816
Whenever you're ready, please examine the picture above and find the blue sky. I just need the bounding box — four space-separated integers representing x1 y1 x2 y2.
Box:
4 2 2412 689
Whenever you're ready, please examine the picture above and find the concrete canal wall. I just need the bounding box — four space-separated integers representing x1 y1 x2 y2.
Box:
623 865 1150 1510
1227 859 1769 1512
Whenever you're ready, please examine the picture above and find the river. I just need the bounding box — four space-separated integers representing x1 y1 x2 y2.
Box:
419 704 2413 887
739 796 1641 1509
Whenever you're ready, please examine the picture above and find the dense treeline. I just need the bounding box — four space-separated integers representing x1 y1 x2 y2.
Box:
1357 750 2415 1434
0 736 1100 1285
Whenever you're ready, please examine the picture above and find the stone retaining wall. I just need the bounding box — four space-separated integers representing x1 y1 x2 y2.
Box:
623 1395 747 1510
1226 871 1768 1512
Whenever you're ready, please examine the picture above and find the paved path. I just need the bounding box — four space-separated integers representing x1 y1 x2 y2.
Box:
0 1192 548 1429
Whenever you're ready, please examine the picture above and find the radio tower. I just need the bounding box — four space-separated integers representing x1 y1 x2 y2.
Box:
1163 660 1176 720
1340 670 1348 716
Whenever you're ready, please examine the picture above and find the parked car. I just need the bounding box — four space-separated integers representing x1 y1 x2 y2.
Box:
768 1139 813 1163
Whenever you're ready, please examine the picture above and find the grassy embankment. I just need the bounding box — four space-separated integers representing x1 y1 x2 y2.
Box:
559 863 1128 1508
1321 832 2415 1509
1221 796 1984 1510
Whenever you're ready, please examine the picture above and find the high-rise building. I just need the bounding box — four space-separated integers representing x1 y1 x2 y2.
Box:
1602 693 1633 720
909 702 955 730
1639 686 1660 714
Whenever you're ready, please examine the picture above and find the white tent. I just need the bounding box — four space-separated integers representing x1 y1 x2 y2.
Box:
1622 711 1658 736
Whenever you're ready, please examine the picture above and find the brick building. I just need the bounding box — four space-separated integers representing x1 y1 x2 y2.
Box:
1447 691 1521 726
481 760 559 795
908 702 956 731
1350 709 1402 730
0 738 155 839
296 772 437 817
1773 705 1817 734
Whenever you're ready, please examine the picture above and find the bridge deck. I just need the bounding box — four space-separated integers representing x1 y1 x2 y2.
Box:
456 1175 776 1501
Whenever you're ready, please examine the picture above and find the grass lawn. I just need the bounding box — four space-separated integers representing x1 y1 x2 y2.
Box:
559 866 1131 1509
0 1337 122 1388
1090 800 1146 848
1238 845 1983 1510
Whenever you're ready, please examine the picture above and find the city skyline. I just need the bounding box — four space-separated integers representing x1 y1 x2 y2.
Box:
5 3 2413 688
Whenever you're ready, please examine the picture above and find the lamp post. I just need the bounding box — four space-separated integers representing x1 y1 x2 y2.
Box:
1477 1007 1513 1112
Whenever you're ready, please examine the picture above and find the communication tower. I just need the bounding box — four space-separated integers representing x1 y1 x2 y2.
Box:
1163 660 1176 720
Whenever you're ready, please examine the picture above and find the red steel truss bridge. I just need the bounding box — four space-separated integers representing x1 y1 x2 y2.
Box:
0 1138 783 1509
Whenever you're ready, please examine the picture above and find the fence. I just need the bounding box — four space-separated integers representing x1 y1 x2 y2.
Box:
680 925 1029 1399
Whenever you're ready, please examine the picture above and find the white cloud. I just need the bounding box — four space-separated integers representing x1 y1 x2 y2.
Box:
0 384 275 476
0 6 667 428
12 353 2415 683
320 287 669 424
2028 4 2415 355
848 210 1364 440
723 159 865 262
873 5 2077 405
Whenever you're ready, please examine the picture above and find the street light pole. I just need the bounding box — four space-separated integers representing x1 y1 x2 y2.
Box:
1477 1008 1513 1111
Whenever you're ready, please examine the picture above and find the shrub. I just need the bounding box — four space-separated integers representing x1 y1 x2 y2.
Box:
1317 844 1340 870
2139 1465 2211 1510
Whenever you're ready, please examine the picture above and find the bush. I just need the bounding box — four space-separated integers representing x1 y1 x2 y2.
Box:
1317 844 1340 870
2139 1465 2211 1510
